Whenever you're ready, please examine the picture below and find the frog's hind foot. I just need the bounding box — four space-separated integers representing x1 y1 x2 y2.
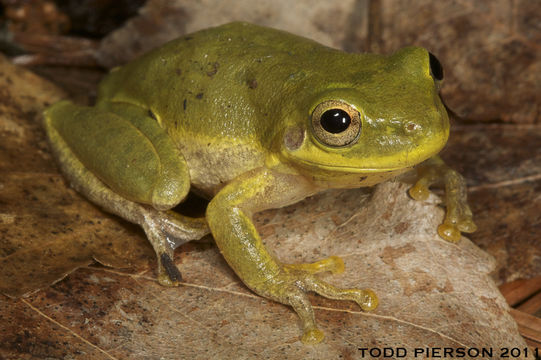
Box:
157 253 183 286
142 210 209 286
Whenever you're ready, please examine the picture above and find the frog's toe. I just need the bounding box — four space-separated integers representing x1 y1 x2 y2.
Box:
439 200 476 242
157 272 181 287
437 223 462 243
437 217 477 242
157 252 183 286
356 288 378 311
283 281 323 344
302 327 325 345
304 274 379 312
142 210 209 286
458 218 477 233
408 181 430 201
284 255 345 275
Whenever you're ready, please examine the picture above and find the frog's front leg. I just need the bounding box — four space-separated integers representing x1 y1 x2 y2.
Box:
44 100 210 285
206 168 377 344
409 156 477 242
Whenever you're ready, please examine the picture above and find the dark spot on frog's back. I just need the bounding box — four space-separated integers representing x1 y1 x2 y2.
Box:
206 62 219 77
175 68 182 76
196 93 204 99
247 78 258 89
183 99 187 110
148 109 158 121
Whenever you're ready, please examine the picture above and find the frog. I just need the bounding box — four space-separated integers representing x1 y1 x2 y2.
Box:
43 21 476 344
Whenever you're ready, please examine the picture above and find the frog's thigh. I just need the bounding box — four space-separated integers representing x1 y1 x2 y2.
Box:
44 100 206 285
44 100 189 210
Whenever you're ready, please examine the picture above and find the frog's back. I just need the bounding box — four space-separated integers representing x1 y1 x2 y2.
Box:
97 22 343 143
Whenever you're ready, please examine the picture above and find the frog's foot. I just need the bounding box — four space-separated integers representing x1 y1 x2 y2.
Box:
156 252 183 286
409 157 477 243
287 273 377 344
437 193 477 243
268 257 378 344
408 176 433 201
142 209 210 286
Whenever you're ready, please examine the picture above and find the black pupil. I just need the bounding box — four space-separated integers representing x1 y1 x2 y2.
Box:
429 52 443 81
320 109 351 134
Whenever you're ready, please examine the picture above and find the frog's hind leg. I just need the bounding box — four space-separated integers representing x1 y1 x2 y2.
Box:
44 100 209 285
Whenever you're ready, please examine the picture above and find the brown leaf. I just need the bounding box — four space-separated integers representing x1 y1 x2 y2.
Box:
0 181 531 358
510 309 541 349
0 54 153 298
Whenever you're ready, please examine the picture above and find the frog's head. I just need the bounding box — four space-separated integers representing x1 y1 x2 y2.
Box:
279 46 449 188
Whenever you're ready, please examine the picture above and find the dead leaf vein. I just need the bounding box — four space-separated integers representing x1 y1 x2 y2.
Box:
470 173 541 192
314 306 469 347
97 267 259 300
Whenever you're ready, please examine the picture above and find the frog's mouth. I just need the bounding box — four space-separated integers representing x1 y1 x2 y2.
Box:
296 160 412 173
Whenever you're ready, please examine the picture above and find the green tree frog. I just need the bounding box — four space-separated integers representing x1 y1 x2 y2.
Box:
43 22 476 344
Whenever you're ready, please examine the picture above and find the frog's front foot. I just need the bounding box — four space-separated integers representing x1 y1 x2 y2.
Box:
268 256 378 344
409 156 477 242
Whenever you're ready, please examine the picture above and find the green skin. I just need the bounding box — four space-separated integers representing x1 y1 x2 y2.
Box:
43 22 476 344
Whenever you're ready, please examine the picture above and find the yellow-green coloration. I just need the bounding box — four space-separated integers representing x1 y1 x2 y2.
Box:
43 22 476 344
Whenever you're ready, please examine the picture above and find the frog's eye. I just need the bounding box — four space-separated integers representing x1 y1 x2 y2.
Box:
429 52 443 81
311 100 362 147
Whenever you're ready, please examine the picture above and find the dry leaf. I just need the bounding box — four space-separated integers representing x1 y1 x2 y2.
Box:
1 181 532 358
